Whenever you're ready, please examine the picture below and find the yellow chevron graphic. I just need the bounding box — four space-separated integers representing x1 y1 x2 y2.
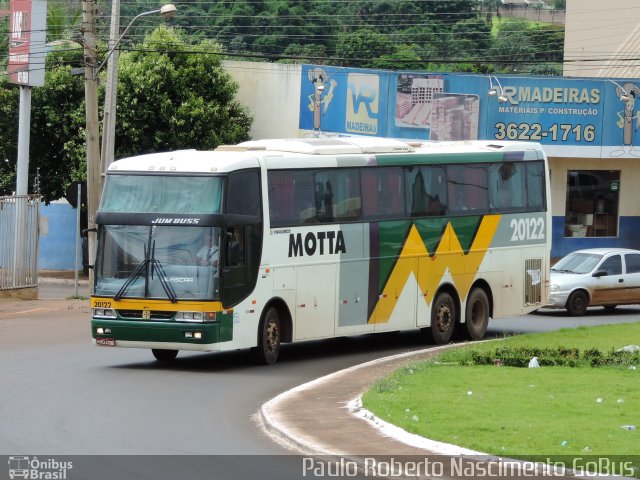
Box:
368 215 501 324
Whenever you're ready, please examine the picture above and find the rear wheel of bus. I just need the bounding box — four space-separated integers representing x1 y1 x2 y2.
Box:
425 291 456 345
464 288 490 340
254 306 281 365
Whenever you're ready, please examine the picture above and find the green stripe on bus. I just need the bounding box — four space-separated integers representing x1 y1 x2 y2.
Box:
449 216 484 252
376 152 507 166
91 317 233 344
413 218 449 255
377 220 411 291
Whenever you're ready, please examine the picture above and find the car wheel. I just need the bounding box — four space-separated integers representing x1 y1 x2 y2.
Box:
152 349 178 361
566 291 588 316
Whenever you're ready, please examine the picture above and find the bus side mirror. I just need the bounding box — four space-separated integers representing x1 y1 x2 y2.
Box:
82 237 94 269
81 229 96 269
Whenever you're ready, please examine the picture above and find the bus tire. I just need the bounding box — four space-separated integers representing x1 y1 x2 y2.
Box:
566 291 588 316
255 306 281 365
465 288 490 340
427 292 456 345
152 349 178 361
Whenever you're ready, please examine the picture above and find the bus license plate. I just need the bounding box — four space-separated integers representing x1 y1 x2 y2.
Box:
96 337 116 347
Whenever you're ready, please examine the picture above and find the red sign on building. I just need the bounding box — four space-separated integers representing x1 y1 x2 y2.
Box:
8 0 47 86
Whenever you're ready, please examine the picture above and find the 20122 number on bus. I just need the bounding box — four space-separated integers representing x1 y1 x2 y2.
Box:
510 217 545 242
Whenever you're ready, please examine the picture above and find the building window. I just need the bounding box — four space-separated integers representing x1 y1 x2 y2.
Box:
564 170 620 237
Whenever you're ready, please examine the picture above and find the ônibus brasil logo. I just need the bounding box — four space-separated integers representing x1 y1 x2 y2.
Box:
8 456 73 480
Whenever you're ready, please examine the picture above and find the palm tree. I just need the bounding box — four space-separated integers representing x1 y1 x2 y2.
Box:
47 2 82 43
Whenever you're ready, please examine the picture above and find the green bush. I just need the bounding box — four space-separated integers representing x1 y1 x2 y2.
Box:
462 346 639 368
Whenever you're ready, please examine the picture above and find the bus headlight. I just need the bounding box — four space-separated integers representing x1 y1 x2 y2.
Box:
93 308 117 318
176 311 217 322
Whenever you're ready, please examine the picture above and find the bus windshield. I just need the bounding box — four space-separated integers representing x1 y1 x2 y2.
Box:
101 174 223 214
95 225 221 300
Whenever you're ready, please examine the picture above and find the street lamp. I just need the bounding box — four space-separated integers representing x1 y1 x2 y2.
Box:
488 75 508 103
609 80 631 103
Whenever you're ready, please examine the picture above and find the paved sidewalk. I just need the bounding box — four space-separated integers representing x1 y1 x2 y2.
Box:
0 273 89 320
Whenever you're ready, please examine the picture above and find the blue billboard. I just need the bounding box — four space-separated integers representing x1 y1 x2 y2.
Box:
300 65 640 158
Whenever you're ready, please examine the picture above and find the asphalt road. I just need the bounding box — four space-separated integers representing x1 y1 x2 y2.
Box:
1 284 639 479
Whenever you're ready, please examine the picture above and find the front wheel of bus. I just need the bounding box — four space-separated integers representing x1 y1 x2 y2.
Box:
255 307 281 365
152 349 178 362
427 292 456 345
465 288 489 340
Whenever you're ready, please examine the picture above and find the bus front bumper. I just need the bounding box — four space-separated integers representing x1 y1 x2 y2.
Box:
91 319 230 351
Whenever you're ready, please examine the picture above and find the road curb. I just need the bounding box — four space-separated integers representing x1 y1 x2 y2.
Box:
258 345 456 456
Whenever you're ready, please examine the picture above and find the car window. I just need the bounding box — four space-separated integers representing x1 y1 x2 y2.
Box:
599 255 622 276
553 252 602 274
625 254 640 274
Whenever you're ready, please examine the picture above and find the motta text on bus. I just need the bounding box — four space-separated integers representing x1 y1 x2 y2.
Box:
288 231 346 257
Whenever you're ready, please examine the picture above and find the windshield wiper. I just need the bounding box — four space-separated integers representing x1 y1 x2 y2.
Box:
149 241 177 303
115 245 148 301
551 268 575 273
113 235 178 303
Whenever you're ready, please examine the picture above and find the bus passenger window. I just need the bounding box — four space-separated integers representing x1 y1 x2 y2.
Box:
362 167 404 220
526 162 545 210
447 165 488 214
489 162 526 211
268 170 314 226
315 169 361 223
405 166 446 217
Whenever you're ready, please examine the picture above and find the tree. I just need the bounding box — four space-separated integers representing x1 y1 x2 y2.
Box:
46 2 82 42
371 45 426 70
0 82 20 194
0 9 8 72
490 19 537 71
335 28 394 67
114 26 252 159
0 47 85 202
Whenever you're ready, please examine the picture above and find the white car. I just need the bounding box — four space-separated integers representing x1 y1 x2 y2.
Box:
545 248 640 316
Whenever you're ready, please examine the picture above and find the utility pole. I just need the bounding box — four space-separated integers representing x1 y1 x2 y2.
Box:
82 0 101 286
100 0 120 178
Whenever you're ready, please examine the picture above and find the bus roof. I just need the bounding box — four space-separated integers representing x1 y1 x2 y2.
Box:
108 138 545 174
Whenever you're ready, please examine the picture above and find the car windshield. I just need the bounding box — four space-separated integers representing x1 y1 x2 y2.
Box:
552 252 603 274
95 225 221 300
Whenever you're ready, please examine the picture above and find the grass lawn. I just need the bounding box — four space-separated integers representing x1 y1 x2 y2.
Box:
362 323 640 475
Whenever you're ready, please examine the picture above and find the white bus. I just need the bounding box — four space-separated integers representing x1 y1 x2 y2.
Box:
91 137 550 364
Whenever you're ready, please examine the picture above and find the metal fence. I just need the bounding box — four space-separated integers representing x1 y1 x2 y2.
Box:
0 195 40 290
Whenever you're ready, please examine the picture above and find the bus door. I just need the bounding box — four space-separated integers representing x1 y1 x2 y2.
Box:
220 170 262 308
295 263 336 340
